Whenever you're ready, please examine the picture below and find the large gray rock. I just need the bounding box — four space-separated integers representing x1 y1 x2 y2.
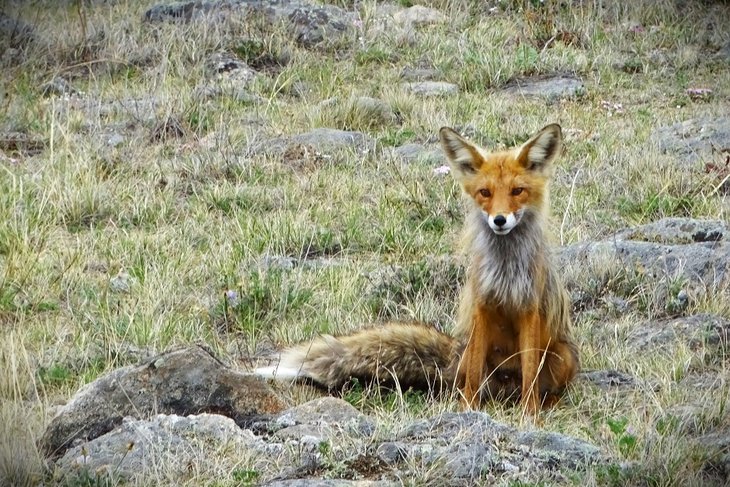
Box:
502 75 585 101
41 346 286 459
613 217 728 245
653 116 730 164
381 411 600 482
558 239 730 289
143 0 354 48
629 314 730 351
54 413 276 483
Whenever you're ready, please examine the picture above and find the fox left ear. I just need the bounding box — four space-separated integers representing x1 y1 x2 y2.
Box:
518 124 562 172
439 127 485 182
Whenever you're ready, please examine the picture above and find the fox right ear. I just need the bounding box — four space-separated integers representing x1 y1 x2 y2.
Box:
439 127 484 181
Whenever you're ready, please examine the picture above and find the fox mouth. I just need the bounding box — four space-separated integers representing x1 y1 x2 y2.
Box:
491 227 513 236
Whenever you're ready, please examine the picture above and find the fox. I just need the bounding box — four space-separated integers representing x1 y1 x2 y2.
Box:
255 124 578 414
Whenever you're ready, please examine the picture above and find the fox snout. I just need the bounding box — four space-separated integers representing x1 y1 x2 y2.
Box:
486 211 522 235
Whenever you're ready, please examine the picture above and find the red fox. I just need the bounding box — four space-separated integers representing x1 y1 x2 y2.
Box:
256 124 578 413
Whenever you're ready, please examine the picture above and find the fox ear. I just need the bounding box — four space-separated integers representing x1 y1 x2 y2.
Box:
518 124 562 172
439 127 484 181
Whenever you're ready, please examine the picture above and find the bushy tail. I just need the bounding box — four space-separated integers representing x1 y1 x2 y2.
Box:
255 322 459 394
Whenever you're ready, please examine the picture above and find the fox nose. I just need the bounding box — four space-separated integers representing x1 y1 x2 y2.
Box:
493 215 507 227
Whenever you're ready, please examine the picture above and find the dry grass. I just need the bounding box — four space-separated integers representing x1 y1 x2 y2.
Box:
1 0 729 485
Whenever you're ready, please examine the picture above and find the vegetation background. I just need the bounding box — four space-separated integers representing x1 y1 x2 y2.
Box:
1 0 728 485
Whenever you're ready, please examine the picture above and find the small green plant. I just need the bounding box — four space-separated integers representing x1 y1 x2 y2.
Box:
37 364 74 386
231 468 259 486
606 417 638 458
514 43 539 74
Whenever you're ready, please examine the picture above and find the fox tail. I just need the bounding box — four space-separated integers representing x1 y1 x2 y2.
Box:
255 322 459 394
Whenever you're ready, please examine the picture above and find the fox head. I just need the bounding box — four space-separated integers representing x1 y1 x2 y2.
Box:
439 124 562 235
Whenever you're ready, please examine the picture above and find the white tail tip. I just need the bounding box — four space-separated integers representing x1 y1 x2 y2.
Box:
254 365 302 381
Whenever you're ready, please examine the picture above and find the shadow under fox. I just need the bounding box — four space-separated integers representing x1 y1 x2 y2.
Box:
257 124 578 413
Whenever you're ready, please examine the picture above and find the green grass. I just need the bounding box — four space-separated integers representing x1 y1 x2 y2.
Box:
1 0 729 485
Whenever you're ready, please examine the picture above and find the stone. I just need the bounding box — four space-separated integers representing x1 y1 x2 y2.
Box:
251 128 375 156
652 116 730 164
558 239 730 290
41 77 78 97
402 81 459 96
515 430 602 468
271 397 375 442
578 369 637 389
392 143 443 164
106 133 125 148
613 217 728 245
40 346 286 459
629 314 730 351
502 75 585 101
393 6 447 27
53 413 276 483
143 1 355 48
205 51 251 76
400 67 441 81
391 411 602 481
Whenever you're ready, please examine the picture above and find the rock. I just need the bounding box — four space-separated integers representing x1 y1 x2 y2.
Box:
143 1 201 22
392 143 443 164
393 6 446 27
502 75 585 101
106 133 125 148
515 430 602 468
143 1 354 48
54 413 276 483
629 314 730 351
613 218 728 245
402 81 459 96
578 369 638 389
0 12 35 48
390 411 601 481
558 239 730 290
265 482 394 487
205 51 252 76
194 83 264 104
251 128 375 156
287 4 353 48
652 116 730 163
271 397 375 442
400 67 441 81
40 346 286 459
41 76 78 97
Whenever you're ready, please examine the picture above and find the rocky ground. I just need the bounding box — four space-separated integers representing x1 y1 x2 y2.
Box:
1 0 729 486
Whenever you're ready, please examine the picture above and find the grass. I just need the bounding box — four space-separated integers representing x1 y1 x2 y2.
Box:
1 0 729 485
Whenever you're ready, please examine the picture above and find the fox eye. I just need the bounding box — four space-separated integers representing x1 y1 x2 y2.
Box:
479 188 491 198
511 187 524 196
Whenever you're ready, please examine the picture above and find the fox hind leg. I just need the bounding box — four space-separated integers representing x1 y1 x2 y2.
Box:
538 340 578 408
